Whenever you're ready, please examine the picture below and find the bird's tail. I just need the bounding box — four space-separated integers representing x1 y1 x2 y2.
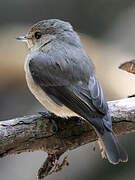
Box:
97 127 128 164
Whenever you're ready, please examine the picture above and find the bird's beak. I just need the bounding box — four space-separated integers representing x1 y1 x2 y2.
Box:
16 36 28 42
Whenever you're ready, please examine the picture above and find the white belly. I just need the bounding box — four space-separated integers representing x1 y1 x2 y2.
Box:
24 59 79 117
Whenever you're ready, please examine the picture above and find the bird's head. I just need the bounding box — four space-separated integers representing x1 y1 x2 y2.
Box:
16 19 81 50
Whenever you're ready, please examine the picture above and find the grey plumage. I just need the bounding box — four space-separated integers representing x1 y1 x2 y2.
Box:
18 19 128 164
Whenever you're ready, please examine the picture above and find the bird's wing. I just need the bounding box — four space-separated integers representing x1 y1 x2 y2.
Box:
88 75 109 114
29 51 111 130
29 49 91 87
41 84 111 132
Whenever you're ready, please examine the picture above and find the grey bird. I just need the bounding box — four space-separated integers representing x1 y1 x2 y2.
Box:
16 19 128 164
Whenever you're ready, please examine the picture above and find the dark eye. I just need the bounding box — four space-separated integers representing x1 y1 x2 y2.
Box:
34 32 42 39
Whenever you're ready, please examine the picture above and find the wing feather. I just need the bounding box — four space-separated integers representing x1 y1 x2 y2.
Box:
88 75 108 114
28 51 110 129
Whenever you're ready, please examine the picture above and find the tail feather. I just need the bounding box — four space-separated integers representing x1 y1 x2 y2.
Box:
86 115 128 164
100 128 128 164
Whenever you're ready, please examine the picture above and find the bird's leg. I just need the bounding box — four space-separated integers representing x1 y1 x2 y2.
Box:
97 138 106 159
39 112 83 133
39 111 61 131
39 111 68 132
39 111 58 119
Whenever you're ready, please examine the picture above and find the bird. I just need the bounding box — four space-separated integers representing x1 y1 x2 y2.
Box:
16 19 128 164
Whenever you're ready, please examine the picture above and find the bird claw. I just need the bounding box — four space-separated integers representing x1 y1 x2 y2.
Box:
39 111 58 119
39 111 59 132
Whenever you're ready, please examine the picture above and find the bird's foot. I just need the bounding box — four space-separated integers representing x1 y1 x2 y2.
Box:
39 111 59 132
39 111 58 119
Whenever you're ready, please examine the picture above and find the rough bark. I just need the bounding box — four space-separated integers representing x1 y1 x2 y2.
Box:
0 97 135 178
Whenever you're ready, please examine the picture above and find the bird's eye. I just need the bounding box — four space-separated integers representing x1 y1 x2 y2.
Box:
34 32 42 39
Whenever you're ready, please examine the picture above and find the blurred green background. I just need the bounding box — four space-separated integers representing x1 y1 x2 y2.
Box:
0 0 135 179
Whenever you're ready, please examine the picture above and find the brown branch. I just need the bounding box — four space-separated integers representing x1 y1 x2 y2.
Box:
0 97 135 179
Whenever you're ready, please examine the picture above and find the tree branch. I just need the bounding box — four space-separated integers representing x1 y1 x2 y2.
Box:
0 97 135 179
